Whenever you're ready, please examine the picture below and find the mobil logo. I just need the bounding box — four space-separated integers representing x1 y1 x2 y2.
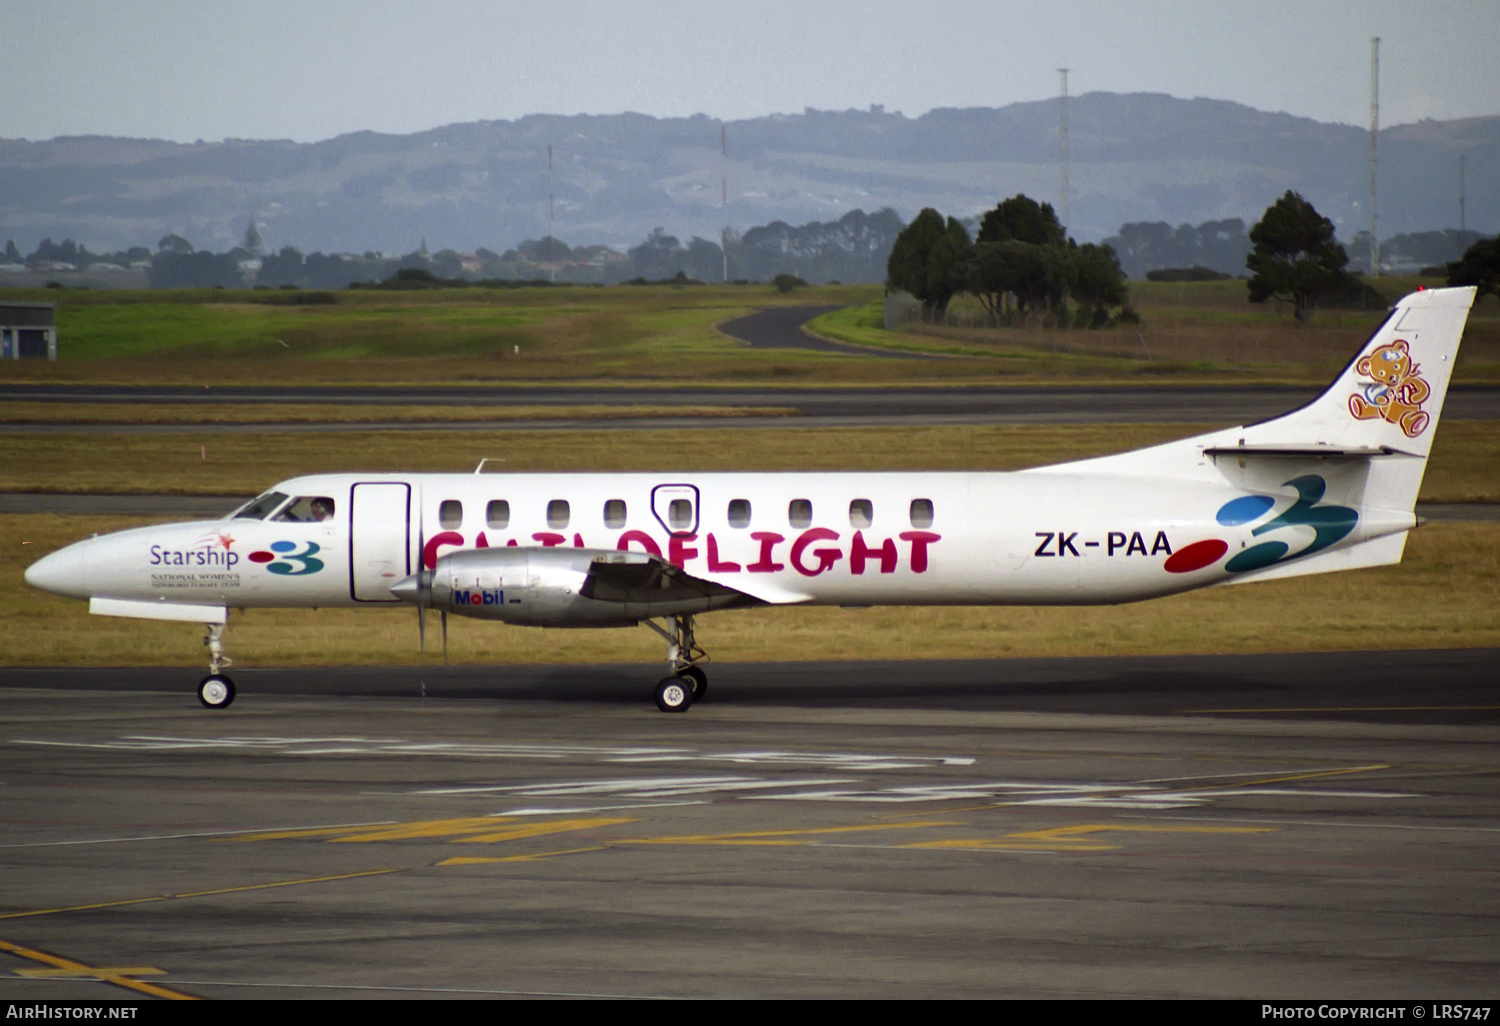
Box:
453 589 503 608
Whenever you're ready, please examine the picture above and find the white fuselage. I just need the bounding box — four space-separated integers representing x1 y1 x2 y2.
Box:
25 440 1416 616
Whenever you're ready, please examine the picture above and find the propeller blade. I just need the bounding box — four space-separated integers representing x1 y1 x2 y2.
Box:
417 604 426 652
441 609 448 665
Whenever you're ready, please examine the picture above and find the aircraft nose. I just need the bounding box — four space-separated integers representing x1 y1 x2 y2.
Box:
24 543 90 599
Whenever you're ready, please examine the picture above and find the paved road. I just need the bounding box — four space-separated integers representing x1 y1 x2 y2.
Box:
0 649 1495 999
5 384 1500 435
719 304 909 356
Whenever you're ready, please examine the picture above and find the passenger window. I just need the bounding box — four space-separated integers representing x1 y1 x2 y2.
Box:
439 500 463 529
604 499 627 529
668 498 693 531
547 499 570 529
849 499 873 529
728 499 751 529
486 500 510 530
274 496 337 523
789 499 812 529
910 498 934 528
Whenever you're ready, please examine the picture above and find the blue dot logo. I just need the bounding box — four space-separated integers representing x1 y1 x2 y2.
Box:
1216 495 1275 526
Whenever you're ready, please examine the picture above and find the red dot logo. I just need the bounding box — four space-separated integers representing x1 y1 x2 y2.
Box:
471 593 483 605
248 551 274 563
1164 539 1229 574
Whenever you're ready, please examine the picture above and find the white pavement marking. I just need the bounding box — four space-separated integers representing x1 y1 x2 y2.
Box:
11 735 970 770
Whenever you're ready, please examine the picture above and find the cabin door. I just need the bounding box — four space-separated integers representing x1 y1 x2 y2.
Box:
350 482 411 601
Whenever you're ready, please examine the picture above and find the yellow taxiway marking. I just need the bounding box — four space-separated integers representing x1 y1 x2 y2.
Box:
615 820 959 847
0 868 400 922
231 816 637 844
439 846 610 866
908 823 1275 852
0 937 196 1001
16 966 164 978
1180 765 1388 792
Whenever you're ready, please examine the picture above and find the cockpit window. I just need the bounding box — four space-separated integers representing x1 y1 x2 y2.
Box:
231 491 290 520
273 496 338 523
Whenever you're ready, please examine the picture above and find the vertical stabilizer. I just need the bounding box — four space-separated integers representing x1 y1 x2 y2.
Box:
1240 286 1475 458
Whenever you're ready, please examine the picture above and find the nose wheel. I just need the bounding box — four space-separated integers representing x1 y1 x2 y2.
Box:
198 674 236 709
199 620 236 709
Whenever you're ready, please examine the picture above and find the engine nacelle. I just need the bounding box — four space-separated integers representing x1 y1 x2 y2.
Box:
407 546 748 627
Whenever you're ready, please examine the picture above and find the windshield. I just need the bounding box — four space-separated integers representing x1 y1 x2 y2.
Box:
273 496 337 523
229 491 290 521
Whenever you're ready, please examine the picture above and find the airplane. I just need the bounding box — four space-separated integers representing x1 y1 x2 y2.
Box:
24 286 1477 713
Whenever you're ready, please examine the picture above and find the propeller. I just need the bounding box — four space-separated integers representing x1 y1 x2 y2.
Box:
390 568 434 656
441 608 449 664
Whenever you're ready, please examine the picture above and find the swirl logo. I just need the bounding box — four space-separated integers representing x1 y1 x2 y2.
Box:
1164 475 1358 576
248 541 324 576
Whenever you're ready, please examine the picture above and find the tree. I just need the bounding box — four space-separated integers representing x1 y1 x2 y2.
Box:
158 233 194 254
886 209 969 315
256 246 305 287
628 228 684 280
924 217 972 313
241 219 264 256
1446 235 1500 301
3 240 19 263
1069 243 1129 324
977 195 1066 248
1246 191 1352 322
887 208 945 300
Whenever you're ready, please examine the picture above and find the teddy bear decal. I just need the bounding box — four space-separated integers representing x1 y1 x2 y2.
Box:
1348 339 1431 438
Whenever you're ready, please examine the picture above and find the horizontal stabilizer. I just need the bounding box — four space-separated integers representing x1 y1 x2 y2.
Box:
1202 444 1421 461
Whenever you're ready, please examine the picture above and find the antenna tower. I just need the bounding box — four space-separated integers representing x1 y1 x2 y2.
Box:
1460 154 1467 233
1369 37 1380 277
722 125 729 282
1058 69 1070 232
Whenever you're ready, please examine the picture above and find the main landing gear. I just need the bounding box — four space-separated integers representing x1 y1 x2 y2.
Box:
198 621 236 710
646 614 708 713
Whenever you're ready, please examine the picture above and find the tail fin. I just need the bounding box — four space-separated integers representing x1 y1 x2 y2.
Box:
1214 286 1476 583
1241 285 1475 459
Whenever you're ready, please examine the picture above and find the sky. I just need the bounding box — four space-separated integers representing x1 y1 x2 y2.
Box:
2 0 1497 143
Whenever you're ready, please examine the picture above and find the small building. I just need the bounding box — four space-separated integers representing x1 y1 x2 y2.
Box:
0 302 57 360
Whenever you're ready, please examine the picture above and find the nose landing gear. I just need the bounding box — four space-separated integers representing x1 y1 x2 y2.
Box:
199 621 236 709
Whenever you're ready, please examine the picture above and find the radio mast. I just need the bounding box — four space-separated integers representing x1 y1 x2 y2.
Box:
1058 68 1070 232
1369 37 1380 277
722 125 729 283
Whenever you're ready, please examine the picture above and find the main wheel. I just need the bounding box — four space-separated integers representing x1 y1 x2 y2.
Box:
198 674 236 710
654 675 693 713
678 665 707 700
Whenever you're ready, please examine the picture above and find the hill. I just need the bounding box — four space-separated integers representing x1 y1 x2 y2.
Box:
0 93 1494 256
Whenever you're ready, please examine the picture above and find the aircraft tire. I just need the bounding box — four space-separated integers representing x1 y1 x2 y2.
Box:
198 674 236 710
654 676 693 713
678 665 708 700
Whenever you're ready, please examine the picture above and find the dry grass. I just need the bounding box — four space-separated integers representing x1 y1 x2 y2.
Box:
1 421 1495 502
861 278 1500 378
3 514 1495 667
0 402 798 426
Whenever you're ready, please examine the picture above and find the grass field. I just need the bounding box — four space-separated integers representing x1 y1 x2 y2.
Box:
0 402 798 425
4 276 1495 386
810 277 1500 382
